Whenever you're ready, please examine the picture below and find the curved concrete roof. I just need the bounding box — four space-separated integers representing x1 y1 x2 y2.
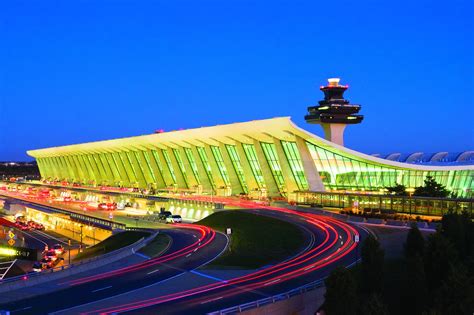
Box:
28 117 474 172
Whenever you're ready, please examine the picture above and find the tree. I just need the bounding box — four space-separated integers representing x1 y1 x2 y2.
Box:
386 183 408 196
414 176 449 198
433 263 474 314
440 212 473 261
324 266 358 315
424 233 457 292
361 235 385 295
359 293 389 315
404 223 425 259
403 254 428 315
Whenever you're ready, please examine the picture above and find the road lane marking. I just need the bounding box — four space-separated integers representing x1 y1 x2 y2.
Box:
200 296 223 304
186 253 192 257
91 285 113 293
134 252 151 260
264 278 281 286
50 272 186 315
11 306 32 312
147 269 160 275
190 270 227 283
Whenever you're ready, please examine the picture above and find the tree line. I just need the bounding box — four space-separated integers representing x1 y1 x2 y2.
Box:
323 211 474 314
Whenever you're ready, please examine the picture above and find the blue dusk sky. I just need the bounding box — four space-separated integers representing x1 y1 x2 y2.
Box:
1 0 472 161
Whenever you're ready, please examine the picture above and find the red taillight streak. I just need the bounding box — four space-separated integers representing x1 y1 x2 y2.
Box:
65 225 213 286
87 214 359 314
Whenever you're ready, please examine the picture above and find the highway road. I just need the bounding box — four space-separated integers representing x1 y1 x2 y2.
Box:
0 194 367 315
0 224 228 314
73 207 367 315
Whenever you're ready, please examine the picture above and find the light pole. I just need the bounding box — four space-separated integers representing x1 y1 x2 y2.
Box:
79 224 84 252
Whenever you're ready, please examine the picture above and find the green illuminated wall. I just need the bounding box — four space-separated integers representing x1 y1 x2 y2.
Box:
33 139 473 198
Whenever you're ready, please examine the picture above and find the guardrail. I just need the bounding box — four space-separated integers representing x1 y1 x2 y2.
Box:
208 258 361 314
209 279 325 315
0 231 157 289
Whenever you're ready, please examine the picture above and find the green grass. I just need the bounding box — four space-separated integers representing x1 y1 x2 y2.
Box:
75 231 150 261
138 233 171 258
198 210 305 269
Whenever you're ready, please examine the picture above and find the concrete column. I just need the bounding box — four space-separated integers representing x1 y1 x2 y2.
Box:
321 123 347 146
144 150 166 188
154 148 175 187
127 151 148 187
204 145 226 189
111 152 131 186
118 152 138 186
273 139 299 193
294 136 326 191
190 146 213 192
252 140 280 196
178 147 199 188
218 143 244 194
234 142 259 191
135 150 156 186
166 148 189 189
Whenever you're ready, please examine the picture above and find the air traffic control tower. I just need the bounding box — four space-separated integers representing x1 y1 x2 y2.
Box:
305 78 363 146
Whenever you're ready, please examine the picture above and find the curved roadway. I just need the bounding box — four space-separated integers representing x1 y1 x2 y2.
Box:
0 203 367 315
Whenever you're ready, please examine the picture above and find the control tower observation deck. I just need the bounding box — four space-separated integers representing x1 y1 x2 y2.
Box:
305 78 363 146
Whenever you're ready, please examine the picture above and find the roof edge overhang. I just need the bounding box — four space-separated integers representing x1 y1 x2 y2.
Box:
27 117 474 172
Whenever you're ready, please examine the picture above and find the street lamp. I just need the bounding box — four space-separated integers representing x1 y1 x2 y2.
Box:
79 224 84 252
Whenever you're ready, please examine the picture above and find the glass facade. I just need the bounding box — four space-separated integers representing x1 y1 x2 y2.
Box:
210 146 231 186
281 141 309 190
184 148 200 185
162 150 177 184
306 141 472 196
196 146 216 190
242 144 265 188
172 149 189 188
225 145 248 193
261 142 286 192
31 119 473 199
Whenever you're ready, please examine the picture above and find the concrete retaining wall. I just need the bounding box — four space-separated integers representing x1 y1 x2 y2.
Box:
0 231 157 293
242 286 325 315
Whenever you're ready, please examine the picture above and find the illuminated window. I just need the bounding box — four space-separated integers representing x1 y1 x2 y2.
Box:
260 142 285 192
225 145 248 193
242 144 265 188
281 141 309 190
196 146 216 190
172 149 189 188
162 150 177 184
184 148 200 185
210 146 231 186
139 151 157 183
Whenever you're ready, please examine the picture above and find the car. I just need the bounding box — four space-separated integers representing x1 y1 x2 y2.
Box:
158 211 172 221
166 215 182 224
40 257 54 269
43 249 58 261
18 223 31 231
52 244 65 255
32 261 43 272
34 222 45 231
98 202 117 210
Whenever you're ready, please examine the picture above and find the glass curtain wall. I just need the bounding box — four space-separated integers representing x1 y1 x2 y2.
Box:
225 145 248 193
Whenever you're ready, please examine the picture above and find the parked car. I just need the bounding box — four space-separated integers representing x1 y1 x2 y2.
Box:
166 215 182 224
158 211 172 221
40 257 54 269
32 261 43 272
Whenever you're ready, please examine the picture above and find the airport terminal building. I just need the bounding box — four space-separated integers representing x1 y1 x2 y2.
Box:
27 80 474 198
